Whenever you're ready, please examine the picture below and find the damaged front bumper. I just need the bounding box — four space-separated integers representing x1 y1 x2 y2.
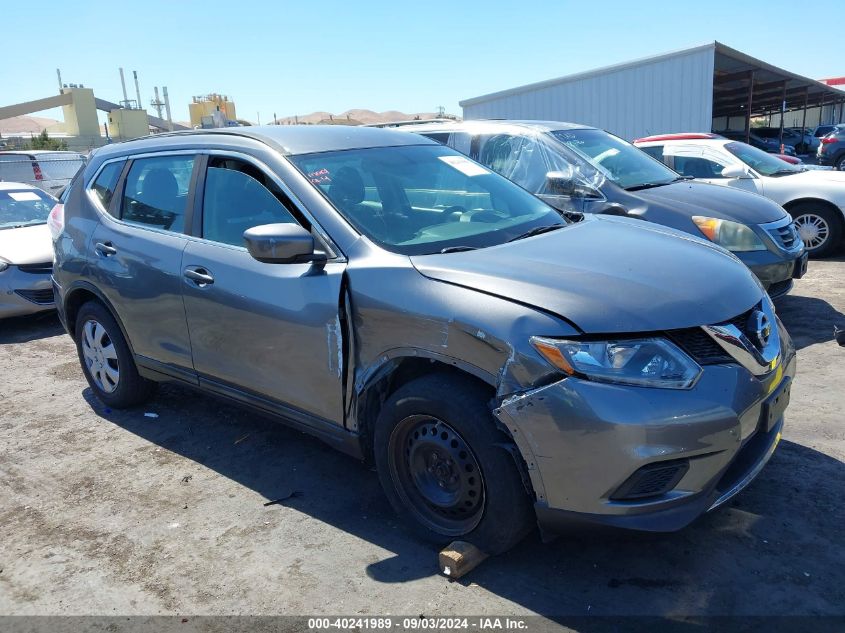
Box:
493 351 796 535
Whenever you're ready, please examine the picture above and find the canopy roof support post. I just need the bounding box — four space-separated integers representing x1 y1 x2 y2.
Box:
744 70 756 144
800 89 809 152
820 92 826 126
778 82 787 151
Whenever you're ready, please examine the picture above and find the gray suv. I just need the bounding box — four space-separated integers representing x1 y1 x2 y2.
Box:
53 127 795 554
816 125 845 170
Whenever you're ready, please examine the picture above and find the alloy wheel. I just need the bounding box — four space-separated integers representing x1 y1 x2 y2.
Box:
794 213 830 251
81 319 120 393
388 415 485 536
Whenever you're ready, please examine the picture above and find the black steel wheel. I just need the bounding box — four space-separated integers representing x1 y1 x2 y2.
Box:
374 373 534 554
388 414 485 536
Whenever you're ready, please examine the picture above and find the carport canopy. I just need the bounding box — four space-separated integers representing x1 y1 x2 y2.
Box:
712 42 845 140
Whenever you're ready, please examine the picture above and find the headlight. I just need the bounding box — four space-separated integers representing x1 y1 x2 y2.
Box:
692 216 766 252
531 336 701 389
0 260 9 273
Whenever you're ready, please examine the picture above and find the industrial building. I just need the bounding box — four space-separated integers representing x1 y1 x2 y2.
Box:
0 70 191 151
460 42 845 141
189 94 237 128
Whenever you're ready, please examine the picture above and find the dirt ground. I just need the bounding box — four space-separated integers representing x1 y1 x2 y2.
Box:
0 259 843 628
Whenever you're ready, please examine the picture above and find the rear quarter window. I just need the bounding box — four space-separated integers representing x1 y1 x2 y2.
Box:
90 161 125 215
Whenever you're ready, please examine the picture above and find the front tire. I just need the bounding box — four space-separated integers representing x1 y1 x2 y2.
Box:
836 154 845 171
75 301 157 408
374 373 534 554
792 203 843 258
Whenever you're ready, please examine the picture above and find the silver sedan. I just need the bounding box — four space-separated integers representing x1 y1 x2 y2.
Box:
0 182 57 318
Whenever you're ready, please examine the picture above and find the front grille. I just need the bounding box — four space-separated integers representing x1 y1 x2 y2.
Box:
667 327 732 364
14 288 55 305
727 307 755 332
766 222 800 250
667 306 756 365
611 459 690 500
17 262 53 275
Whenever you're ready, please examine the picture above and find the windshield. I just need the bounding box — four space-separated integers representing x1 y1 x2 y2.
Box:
289 144 563 255
0 188 56 229
550 129 679 189
723 142 801 177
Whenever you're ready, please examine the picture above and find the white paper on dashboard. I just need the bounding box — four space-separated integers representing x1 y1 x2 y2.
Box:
438 155 489 177
8 192 42 202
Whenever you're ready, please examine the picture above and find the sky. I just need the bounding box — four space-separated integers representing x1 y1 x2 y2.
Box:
1 0 842 126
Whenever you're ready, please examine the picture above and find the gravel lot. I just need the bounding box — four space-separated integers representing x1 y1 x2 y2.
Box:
1 259 843 627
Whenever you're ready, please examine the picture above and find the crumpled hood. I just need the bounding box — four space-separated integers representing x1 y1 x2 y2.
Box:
0 224 53 265
411 215 763 334
634 180 786 224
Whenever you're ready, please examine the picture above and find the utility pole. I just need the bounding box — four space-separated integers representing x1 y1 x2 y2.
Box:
162 86 173 131
151 87 165 119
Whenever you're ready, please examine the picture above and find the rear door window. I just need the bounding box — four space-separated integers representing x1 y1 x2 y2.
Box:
121 155 195 232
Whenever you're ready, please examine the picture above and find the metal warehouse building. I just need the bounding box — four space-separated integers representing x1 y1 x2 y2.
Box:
460 41 845 141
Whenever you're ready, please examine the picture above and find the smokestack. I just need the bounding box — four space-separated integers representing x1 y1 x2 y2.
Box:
133 70 142 111
153 86 164 118
119 67 129 106
162 86 173 131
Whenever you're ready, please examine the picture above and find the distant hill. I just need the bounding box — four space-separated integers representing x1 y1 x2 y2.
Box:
0 115 60 135
270 109 444 125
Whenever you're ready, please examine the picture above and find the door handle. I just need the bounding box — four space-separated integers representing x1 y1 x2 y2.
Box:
95 242 117 257
184 267 214 286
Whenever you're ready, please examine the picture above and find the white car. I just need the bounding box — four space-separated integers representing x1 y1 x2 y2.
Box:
635 133 845 257
0 182 57 318
0 150 85 196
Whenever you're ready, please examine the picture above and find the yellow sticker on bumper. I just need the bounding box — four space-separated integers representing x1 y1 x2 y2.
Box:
767 363 784 395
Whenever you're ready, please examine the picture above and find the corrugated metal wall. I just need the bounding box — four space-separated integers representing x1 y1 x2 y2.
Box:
461 47 715 141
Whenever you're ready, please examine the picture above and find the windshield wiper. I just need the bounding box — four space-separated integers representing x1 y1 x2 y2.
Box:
507 223 565 243
624 180 675 191
770 169 800 177
440 245 478 254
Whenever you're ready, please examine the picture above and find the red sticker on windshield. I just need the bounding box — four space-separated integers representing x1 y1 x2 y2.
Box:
308 168 331 185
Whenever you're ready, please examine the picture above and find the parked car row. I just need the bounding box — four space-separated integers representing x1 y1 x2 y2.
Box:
633 132 845 257
715 129 797 156
396 121 809 296
39 125 797 555
0 150 86 196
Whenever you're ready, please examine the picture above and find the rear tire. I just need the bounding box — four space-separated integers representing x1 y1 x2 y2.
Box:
374 373 534 555
75 301 157 408
791 203 843 258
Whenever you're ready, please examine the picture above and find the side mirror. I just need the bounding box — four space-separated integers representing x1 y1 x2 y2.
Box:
544 170 575 195
721 164 752 179
243 223 328 264
542 170 603 199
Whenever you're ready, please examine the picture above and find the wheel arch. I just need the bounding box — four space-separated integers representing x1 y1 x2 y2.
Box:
353 352 495 456
63 282 135 356
783 197 845 220
352 351 537 499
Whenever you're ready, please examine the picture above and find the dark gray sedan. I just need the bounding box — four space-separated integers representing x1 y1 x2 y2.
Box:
53 126 795 553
